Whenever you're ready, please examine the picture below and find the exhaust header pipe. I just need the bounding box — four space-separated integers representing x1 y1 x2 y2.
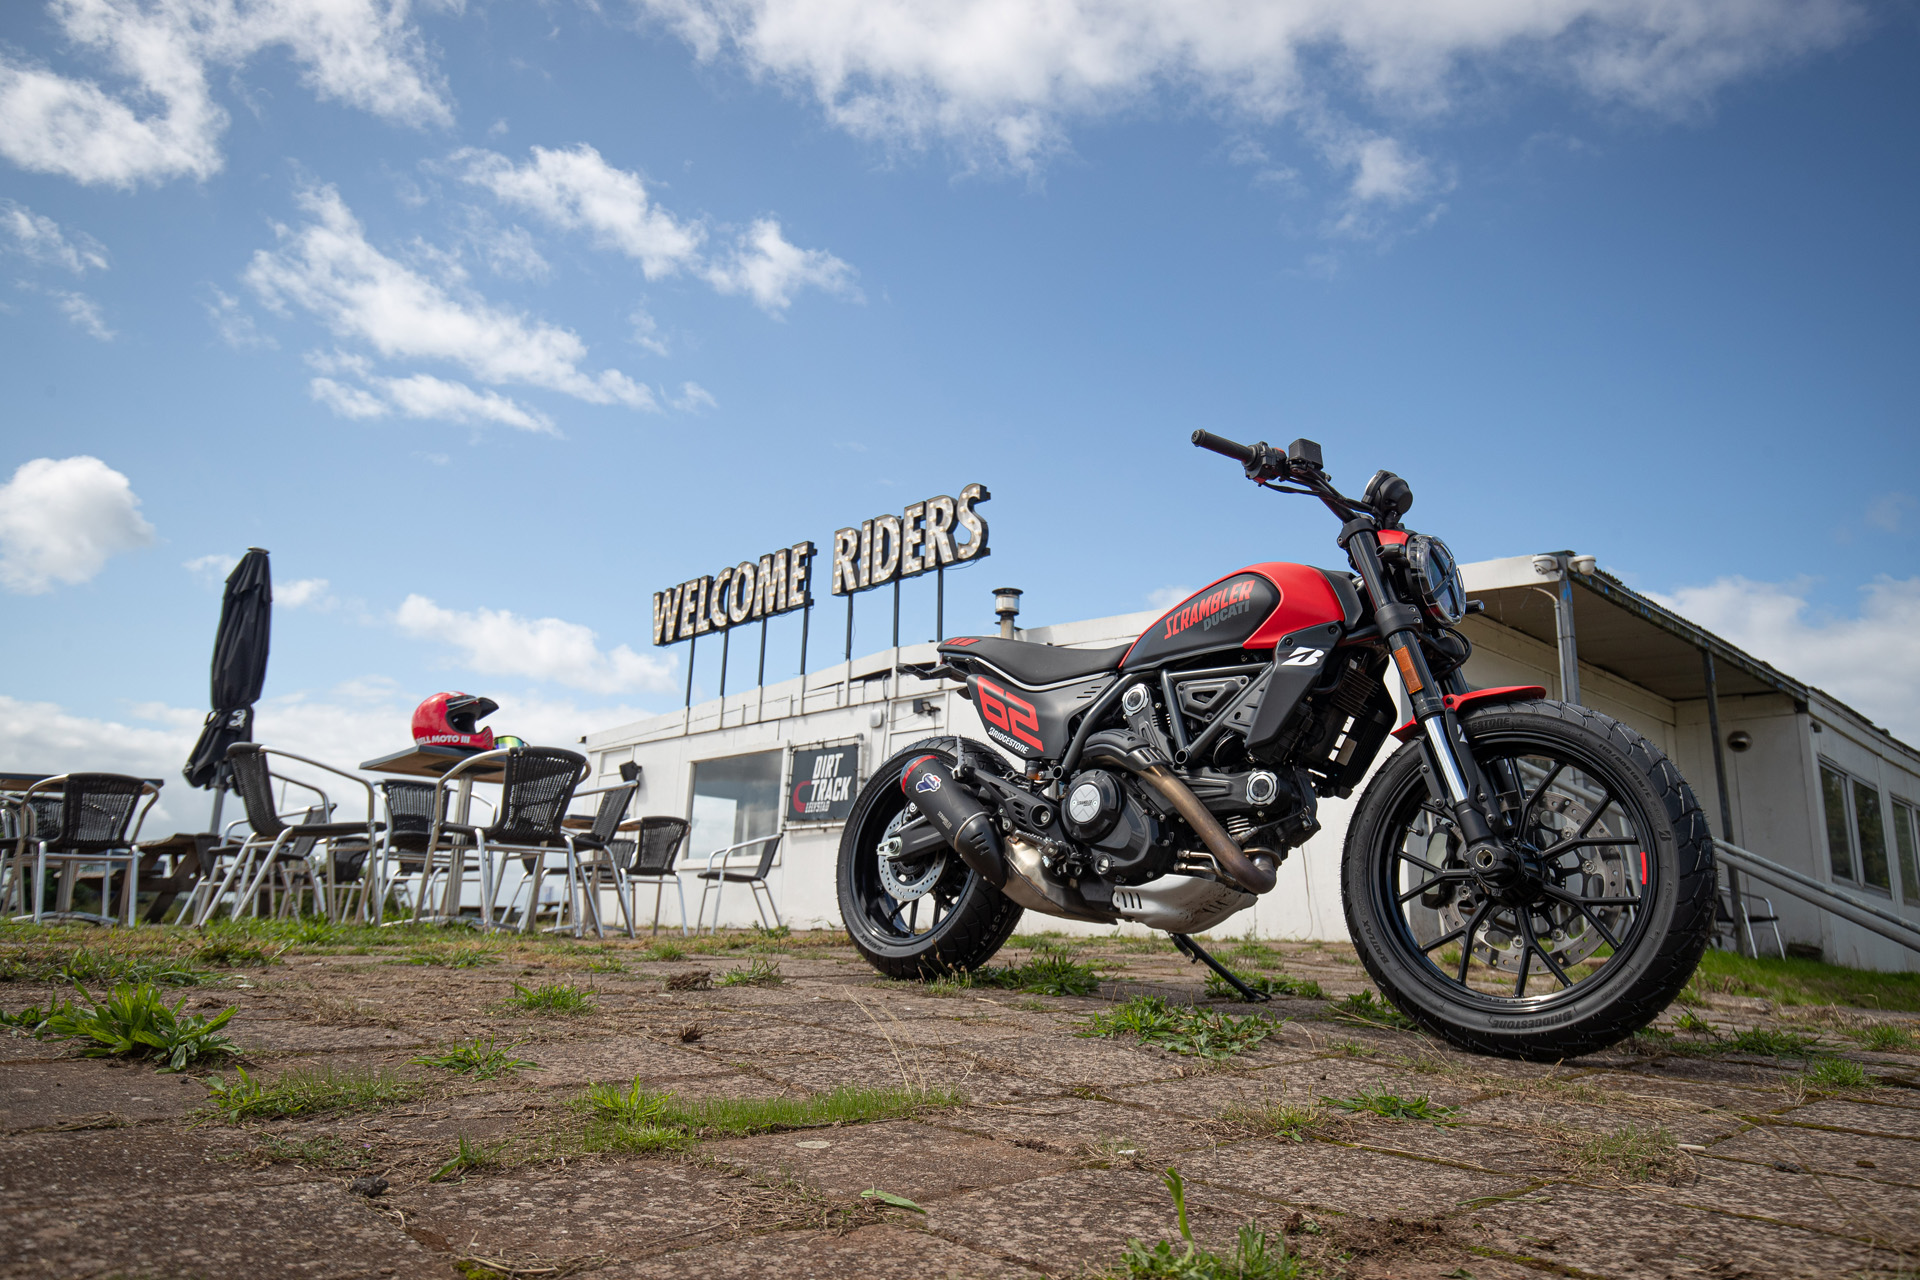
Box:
1081 732 1278 895
900 754 1007 888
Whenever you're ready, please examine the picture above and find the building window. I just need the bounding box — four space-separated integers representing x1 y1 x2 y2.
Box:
1893 799 1920 906
1855 779 1891 893
1820 760 1893 896
1822 764 1854 882
688 749 783 862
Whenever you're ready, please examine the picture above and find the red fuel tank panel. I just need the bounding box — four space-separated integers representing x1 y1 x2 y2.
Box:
1122 562 1348 669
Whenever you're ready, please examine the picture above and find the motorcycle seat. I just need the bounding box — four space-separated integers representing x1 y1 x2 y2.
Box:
937 636 1129 687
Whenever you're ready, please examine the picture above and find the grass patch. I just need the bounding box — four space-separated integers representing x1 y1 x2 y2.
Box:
972 945 1103 997
431 1134 508 1183
640 942 686 962
0 946 213 987
38 982 235 1072
1846 1023 1916 1052
203 1064 426 1121
1203 970 1326 1001
715 958 782 988
503 980 597 1015
584 958 625 973
1322 1088 1457 1125
253 1133 377 1169
1687 949 1920 1012
1325 990 1417 1032
1217 1097 1327 1142
1083 995 1278 1059
573 1078 961 1153
404 943 501 969
1725 1027 1823 1057
1802 1057 1871 1090
1569 1124 1693 1185
412 1036 536 1079
1113 1167 1304 1279
193 940 277 968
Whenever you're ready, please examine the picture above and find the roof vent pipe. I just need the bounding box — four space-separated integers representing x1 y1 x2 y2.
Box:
994 587 1023 639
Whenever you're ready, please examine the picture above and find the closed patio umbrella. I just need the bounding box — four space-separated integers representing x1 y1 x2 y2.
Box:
183 549 272 826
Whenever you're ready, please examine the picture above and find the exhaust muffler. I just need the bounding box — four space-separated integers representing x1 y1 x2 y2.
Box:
900 754 1007 887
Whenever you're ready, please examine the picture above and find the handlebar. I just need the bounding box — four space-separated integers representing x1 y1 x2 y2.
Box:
1190 429 1255 464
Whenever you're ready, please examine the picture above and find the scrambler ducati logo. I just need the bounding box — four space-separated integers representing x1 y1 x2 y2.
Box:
1163 579 1258 639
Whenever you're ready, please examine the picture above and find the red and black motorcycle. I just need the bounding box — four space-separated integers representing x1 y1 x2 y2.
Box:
837 432 1714 1060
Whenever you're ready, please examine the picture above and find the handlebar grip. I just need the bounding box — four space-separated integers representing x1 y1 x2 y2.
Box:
1191 429 1255 463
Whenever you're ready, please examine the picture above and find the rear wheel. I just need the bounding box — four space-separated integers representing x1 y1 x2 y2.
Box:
1342 700 1714 1060
837 737 1023 978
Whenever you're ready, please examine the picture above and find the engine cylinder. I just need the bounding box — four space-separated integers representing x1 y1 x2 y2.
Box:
899 755 1006 887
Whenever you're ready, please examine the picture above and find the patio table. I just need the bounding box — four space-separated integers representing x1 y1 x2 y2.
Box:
360 745 510 922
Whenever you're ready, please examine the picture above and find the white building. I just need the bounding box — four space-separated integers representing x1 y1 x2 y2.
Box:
585 554 1920 971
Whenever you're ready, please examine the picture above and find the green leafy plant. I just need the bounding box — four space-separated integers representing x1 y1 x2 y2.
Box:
1322 1088 1457 1125
716 958 783 988
1724 1028 1822 1058
503 980 597 1014
39 982 236 1072
965 945 1105 997
412 1036 536 1079
430 1134 507 1182
0 1000 65 1033
640 942 686 962
1848 1023 1916 1052
1116 1167 1302 1279
1802 1057 1870 1090
860 1188 925 1213
1082 995 1278 1059
193 940 276 968
1671 1010 1715 1035
1203 970 1326 1001
1217 1098 1325 1143
203 1064 426 1121
1325 990 1417 1031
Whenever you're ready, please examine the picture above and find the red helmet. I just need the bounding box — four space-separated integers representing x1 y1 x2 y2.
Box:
411 692 498 749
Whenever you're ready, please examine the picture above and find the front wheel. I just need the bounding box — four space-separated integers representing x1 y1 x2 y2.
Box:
837 737 1024 979
1342 699 1714 1061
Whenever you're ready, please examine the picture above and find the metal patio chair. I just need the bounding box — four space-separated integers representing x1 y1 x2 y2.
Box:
193 744 379 925
621 817 691 937
692 833 782 934
9 774 159 926
544 776 642 938
418 746 588 930
373 780 455 918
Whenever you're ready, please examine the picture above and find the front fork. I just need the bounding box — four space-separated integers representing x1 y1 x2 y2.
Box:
1344 529 1512 874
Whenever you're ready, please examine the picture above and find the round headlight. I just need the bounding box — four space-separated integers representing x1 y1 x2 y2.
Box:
1407 535 1467 625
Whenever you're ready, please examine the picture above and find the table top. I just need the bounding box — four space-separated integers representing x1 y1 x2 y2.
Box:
560 816 648 832
0 772 165 793
359 745 506 781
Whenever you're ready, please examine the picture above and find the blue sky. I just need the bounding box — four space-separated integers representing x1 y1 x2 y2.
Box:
1 0 1916 814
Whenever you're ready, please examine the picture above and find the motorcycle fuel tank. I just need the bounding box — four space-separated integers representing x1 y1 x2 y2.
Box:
1121 563 1351 670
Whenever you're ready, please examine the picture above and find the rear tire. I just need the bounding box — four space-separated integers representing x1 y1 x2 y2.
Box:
1342 699 1714 1061
837 737 1023 979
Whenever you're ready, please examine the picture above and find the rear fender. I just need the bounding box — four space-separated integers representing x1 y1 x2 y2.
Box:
1390 686 1547 742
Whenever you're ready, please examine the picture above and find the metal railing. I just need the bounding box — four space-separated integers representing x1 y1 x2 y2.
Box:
1714 839 1920 955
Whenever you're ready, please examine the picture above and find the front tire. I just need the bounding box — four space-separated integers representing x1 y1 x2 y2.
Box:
1342 699 1714 1061
837 737 1023 979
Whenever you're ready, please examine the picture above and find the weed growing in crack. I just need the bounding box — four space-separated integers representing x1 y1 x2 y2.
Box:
1671 1010 1715 1035
640 943 686 962
1849 1023 1916 1052
503 980 597 1015
569 1078 961 1152
1322 1088 1457 1126
253 1133 377 1168
1082 995 1278 1059
204 1064 426 1121
39 982 236 1071
1570 1124 1694 1185
716 958 782 988
1324 990 1417 1032
1801 1057 1870 1090
431 1134 508 1182
404 944 500 970
1217 1098 1327 1142
1204 970 1325 1001
972 945 1103 997
412 1036 537 1079
193 940 276 969
1113 1166 1303 1279
0 1001 62 1032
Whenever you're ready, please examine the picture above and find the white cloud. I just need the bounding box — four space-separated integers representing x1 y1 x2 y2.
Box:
635 0 1860 170
310 376 389 419
246 184 651 409
629 304 668 356
375 373 561 432
0 0 452 188
0 456 155 593
1652 575 1920 747
51 289 114 340
183 551 239 585
395 593 677 695
0 200 107 272
455 144 705 279
204 286 275 349
703 218 857 314
1147 584 1192 611
670 381 716 412
278 577 332 608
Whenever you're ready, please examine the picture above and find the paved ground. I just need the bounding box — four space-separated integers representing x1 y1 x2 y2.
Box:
2 928 1917 1279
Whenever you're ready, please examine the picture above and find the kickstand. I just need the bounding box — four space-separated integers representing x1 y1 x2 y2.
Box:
1168 933 1270 1002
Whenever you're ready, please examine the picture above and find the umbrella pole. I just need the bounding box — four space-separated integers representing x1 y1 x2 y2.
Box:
208 783 226 836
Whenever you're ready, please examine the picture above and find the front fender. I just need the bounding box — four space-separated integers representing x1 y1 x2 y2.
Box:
1390 685 1547 742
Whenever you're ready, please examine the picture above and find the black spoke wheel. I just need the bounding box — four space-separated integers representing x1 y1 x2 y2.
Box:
1342 700 1714 1060
837 737 1023 979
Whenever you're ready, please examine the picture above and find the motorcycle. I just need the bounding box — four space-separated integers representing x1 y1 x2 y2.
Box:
837 432 1714 1060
